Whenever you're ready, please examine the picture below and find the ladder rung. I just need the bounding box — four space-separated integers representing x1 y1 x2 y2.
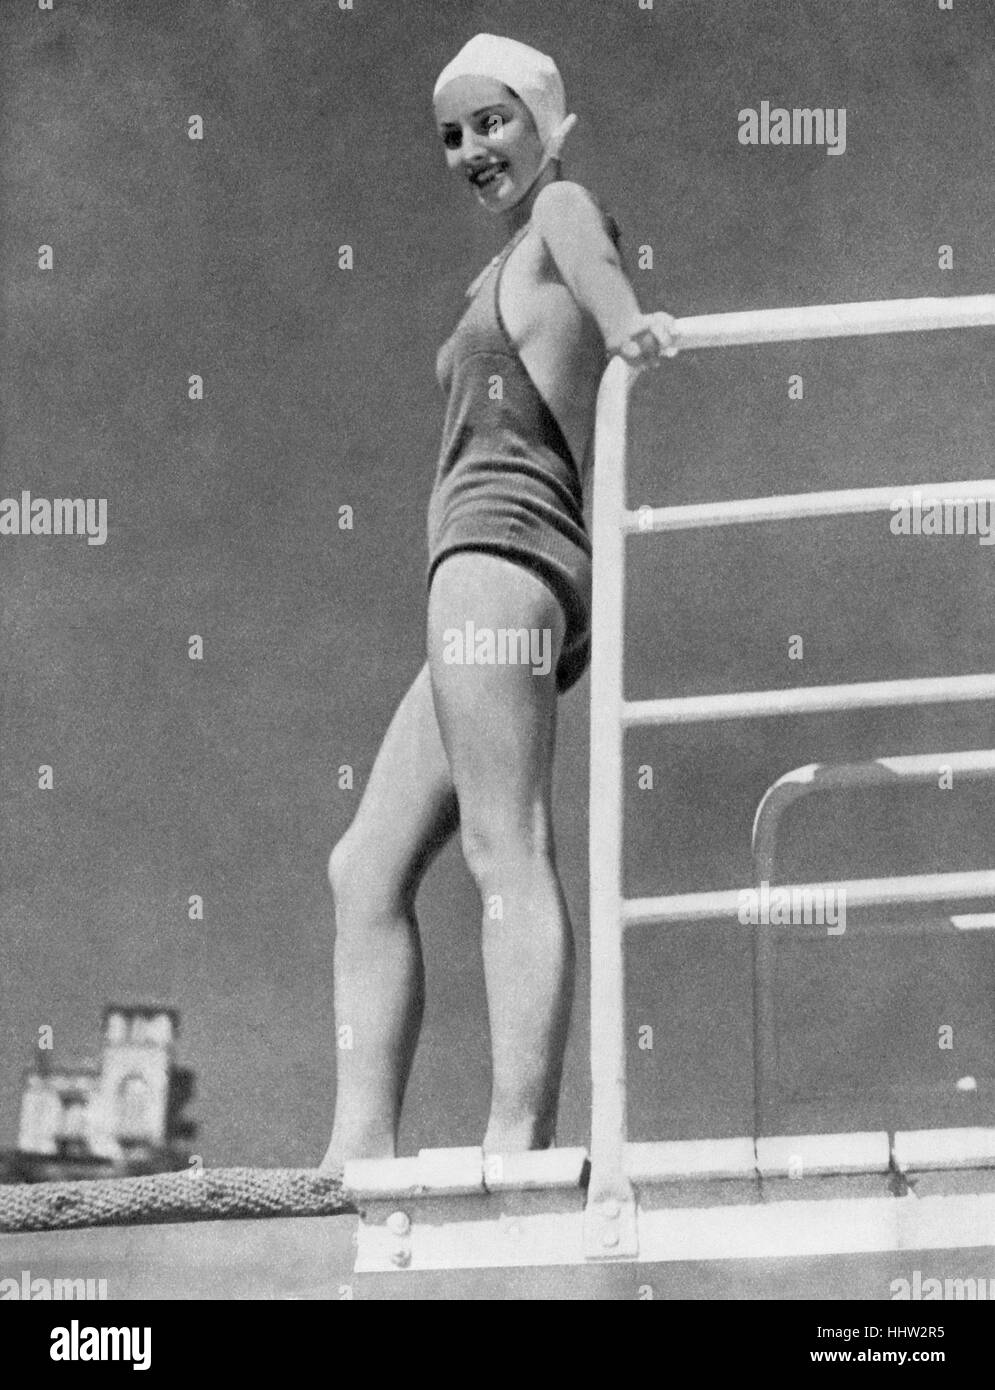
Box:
623 871 995 926
623 673 995 727
624 479 995 535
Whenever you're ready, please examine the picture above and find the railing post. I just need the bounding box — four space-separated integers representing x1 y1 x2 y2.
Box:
585 357 639 1259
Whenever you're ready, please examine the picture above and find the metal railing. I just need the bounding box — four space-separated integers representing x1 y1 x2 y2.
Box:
751 750 995 1132
584 294 995 1259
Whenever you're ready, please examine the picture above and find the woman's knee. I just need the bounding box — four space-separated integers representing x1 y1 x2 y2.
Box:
328 832 409 921
327 835 352 895
458 808 557 888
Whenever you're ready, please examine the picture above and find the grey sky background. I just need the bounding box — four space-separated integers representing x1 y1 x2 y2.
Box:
2 0 993 1166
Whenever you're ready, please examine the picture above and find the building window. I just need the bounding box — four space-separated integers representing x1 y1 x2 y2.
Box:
116 1075 152 1142
105 1012 127 1043
145 1013 173 1046
56 1094 88 1155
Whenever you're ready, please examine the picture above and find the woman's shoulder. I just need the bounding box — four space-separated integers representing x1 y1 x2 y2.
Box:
533 179 622 246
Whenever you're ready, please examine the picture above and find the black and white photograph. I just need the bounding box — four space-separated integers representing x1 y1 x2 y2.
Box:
1 0 994 1329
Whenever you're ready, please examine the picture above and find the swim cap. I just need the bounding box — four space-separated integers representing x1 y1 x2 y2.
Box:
433 33 578 163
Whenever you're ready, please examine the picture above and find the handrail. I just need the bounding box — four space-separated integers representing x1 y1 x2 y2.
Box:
752 750 995 883
585 296 995 1259
627 479 995 534
666 295 995 353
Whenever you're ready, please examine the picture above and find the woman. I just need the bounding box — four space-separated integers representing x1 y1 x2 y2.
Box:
322 34 673 1168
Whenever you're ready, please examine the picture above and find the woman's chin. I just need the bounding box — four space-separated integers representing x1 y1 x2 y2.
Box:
474 180 522 213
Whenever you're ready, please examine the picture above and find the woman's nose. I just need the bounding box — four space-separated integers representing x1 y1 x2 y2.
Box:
459 127 490 162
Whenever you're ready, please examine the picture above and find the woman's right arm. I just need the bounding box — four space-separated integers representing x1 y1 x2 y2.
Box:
532 180 676 369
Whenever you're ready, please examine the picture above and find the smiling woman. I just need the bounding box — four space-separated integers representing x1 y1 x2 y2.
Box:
436 88 539 197
320 33 675 1172
432 33 578 214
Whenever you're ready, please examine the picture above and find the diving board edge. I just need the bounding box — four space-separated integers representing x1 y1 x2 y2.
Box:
354 1191 995 1272
348 1132 995 1272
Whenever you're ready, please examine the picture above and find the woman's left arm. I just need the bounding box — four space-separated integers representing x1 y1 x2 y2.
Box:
532 181 675 368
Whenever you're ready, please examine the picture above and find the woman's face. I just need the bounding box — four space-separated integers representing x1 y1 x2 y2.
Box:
434 75 545 212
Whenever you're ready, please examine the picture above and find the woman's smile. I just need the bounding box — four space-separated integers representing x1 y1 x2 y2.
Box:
468 160 508 189
467 158 513 200
434 75 545 214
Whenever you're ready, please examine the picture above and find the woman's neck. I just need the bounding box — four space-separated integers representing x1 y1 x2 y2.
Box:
500 162 561 236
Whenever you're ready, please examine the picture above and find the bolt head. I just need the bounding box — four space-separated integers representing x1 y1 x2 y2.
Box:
386 1210 411 1236
602 1227 620 1248
602 1198 621 1219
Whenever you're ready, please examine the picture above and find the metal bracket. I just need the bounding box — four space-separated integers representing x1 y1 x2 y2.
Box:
582 1182 639 1260
345 1145 590 1272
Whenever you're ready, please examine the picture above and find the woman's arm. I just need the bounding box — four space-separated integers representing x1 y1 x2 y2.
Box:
532 180 675 367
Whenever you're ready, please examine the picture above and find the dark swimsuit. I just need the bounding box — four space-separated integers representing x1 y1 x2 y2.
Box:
427 215 616 694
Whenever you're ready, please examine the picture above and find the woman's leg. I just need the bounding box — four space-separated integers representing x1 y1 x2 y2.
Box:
321 662 459 1170
428 550 574 1152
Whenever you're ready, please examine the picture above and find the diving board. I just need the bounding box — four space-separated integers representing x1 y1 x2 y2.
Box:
346 1133 995 1271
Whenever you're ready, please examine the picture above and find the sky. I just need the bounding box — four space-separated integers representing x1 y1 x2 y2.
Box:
1 0 993 1169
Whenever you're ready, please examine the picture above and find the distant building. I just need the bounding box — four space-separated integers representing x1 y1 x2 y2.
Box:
1 1005 197 1183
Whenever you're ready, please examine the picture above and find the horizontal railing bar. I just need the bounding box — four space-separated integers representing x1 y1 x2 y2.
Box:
752 917 993 937
751 748 995 882
623 870 995 926
757 749 995 803
623 673 995 727
624 479 995 535
668 294 995 353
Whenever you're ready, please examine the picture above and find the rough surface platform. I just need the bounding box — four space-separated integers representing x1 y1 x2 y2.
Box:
0 1168 352 1233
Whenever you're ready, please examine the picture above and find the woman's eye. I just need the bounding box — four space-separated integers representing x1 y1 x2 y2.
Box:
440 111 511 150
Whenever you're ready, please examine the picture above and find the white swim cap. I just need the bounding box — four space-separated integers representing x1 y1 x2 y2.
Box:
433 33 578 162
